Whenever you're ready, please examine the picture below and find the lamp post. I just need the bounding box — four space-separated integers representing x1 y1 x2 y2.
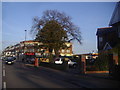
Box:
24 30 27 53
25 30 27 41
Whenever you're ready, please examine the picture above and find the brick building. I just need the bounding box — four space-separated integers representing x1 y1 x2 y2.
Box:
2 40 73 58
96 1 120 68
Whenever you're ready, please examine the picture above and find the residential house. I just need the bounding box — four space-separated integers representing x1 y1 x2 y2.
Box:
96 1 120 66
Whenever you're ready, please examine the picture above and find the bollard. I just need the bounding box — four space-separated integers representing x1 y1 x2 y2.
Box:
34 58 39 67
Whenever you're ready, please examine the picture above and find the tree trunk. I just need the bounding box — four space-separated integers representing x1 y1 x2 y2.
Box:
54 48 60 58
48 48 54 63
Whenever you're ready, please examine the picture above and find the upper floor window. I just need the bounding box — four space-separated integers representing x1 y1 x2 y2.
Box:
21 44 24 47
66 50 70 53
61 49 64 53
99 37 103 42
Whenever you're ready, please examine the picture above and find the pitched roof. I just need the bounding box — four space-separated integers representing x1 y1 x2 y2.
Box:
96 27 112 36
109 1 120 26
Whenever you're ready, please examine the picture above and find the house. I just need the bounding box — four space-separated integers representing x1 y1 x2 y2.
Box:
96 1 120 67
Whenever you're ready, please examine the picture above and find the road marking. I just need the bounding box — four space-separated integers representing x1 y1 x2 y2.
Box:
3 65 5 69
3 82 6 89
3 70 5 77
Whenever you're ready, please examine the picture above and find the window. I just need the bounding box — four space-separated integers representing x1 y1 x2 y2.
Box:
99 37 103 42
29 49 34 52
61 49 64 53
21 44 24 47
66 50 70 53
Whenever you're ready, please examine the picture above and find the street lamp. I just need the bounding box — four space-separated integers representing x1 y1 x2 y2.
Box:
25 30 27 41
24 30 27 53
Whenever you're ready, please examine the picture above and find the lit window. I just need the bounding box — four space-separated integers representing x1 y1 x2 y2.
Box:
62 49 64 53
66 50 70 53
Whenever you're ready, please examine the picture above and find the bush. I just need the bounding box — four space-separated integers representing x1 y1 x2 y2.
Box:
111 65 120 80
86 66 98 71
94 53 109 71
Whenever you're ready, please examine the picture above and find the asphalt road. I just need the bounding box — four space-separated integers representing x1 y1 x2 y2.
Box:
2 60 120 88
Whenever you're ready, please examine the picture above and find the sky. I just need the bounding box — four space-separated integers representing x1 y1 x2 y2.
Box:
2 1 117 54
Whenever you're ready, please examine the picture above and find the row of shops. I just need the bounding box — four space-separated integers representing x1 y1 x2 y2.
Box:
2 40 73 60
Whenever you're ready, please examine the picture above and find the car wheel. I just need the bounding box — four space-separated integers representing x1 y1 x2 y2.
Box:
73 64 77 68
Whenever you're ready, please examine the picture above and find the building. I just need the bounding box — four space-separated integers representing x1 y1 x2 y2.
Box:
96 1 120 67
96 27 117 51
2 40 73 59
2 45 16 57
20 40 73 57
19 40 42 54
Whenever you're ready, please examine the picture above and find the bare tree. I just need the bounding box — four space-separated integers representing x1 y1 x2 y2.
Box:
31 10 82 62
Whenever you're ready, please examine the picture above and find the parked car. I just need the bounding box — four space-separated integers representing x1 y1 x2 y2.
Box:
26 58 35 64
1 57 5 60
54 58 64 64
68 59 77 68
5 57 15 65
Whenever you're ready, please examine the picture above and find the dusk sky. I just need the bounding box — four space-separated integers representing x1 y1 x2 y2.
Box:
2 1 117 54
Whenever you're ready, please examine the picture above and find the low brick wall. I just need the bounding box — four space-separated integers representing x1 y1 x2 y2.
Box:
85 71 109 74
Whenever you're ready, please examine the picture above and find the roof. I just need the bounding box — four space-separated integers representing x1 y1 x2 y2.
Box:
109 1 120 26
20 40 38 43
96 27 112 36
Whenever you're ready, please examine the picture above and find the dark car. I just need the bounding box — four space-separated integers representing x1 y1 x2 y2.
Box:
5 57 15 64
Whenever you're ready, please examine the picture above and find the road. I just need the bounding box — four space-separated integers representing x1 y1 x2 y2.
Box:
2 60 120 88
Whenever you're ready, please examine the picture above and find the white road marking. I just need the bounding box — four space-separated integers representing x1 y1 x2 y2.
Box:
3 65 5 69
3 82 6 89
3 70 5 77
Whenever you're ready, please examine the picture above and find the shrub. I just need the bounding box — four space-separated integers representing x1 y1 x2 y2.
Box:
94 52 109 71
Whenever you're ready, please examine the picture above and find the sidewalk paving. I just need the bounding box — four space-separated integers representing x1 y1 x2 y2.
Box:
61 68 114 80
24 63 118 81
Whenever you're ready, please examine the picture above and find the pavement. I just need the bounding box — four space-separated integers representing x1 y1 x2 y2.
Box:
66 68 110 79
25 63 114 80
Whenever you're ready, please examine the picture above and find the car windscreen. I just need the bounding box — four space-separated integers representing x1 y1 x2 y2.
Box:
6 59 13 61
7 57 13 59
55 59 60 61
